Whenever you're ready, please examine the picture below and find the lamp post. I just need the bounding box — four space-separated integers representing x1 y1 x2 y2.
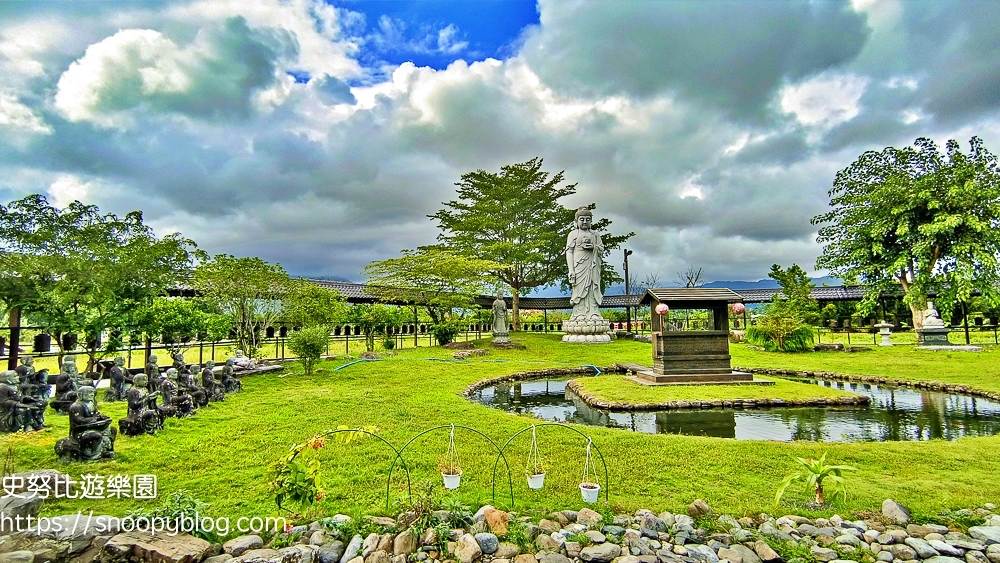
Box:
623 249 633 333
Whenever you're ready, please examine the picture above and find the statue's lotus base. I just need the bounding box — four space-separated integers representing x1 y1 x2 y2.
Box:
562 318 611 344
562 333 611 343
492 331 511 345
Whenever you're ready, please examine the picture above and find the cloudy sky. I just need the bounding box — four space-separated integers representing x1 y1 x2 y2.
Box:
2 0 1000 286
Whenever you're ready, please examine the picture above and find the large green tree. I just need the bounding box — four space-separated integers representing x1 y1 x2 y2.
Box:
192 255 292 358
364 246 505 324
430 158 633 330
0 195 201 369
281 279 346 330
813 137 1000 328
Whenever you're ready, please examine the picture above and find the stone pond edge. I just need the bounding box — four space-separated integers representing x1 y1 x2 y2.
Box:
461 364 873 412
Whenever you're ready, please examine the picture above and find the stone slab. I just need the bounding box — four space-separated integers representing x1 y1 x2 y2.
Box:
632 371 763 386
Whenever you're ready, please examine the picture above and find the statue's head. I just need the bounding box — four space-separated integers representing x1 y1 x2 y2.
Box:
62 356 79 374
206 360 215 369
1 370 17 384
575 207 593 230
173 352 184 361
114 356 125 366
20 356 33 366
235 350 245 358
149 355 158 364
77 385 95 402
166 368 178 381
133 374 148 388
225 358 234 366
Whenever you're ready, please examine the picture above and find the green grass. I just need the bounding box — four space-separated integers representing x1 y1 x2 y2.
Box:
3 334 1000 530
572 375 859 404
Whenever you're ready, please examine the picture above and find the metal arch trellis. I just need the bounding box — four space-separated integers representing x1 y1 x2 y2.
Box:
491 422 610 504
387 424 516 509
284 424 606 513
285 428 414 513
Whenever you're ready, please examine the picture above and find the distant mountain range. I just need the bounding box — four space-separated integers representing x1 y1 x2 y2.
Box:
301 275 355 283
701 276 842 290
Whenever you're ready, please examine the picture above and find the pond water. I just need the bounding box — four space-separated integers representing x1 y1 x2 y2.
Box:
468 377 1000 442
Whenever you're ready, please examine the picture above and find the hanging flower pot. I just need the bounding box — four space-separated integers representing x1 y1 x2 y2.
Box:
579 482 601 503
525 425 546 490
442 471 463 490
527 473 546 490
579 437 600 503
655 303 669 315
439 423 462 490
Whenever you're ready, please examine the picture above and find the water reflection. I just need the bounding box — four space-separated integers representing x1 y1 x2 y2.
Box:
469 378 1000 442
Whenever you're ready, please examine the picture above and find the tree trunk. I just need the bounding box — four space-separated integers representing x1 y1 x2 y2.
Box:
6 308 20 371
512 292 520 332
909 300 925 329
815 484 825 505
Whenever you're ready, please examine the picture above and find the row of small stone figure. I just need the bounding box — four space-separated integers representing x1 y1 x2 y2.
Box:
0 352 247 463
108 353 243 436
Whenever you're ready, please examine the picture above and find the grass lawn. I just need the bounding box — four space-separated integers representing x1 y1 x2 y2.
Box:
4 334 1000 529
572 375 860 404
731 342 1000 394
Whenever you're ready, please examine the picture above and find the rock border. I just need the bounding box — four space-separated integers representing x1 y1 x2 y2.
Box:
462 365 625 397
565 379 870 411
463 365 871 411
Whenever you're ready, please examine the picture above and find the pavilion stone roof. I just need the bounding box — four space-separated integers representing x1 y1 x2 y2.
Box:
639 288 743 305
735 285 868 304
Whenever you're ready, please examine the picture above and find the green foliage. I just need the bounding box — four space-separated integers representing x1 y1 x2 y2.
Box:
287 327 330 376
125 489 217 542
282 280 346 329
193 255 292 358
503 519 536 554
745 323 814 353
270 530 304 549
566 531 592 547
364 246 505 324
912 508 985 532
813 137 1000 327
747 265 818 352
768 264 820 325
347 304 403 352
270 434 326 513
0 194 202 369
430 321 462 345
430 157 633 329
775 453 856 506
135 297 231 348
383 337 396 350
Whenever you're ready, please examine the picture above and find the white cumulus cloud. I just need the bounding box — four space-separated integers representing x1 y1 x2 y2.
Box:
780 73 869 129
0 90 52 134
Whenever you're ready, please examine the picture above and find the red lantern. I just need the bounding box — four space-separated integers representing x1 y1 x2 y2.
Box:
731 303 746 314
655 303 669 315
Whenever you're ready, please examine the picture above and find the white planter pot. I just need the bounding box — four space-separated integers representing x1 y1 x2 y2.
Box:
442 472 462 490
527 473 546 490
580 482 600 503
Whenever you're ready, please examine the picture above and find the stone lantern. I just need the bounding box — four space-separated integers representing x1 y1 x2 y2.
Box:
874 320 894 346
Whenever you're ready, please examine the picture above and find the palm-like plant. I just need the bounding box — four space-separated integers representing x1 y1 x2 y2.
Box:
775 453 856 506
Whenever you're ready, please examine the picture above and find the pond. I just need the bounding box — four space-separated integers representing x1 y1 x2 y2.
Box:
468 377 1000 442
